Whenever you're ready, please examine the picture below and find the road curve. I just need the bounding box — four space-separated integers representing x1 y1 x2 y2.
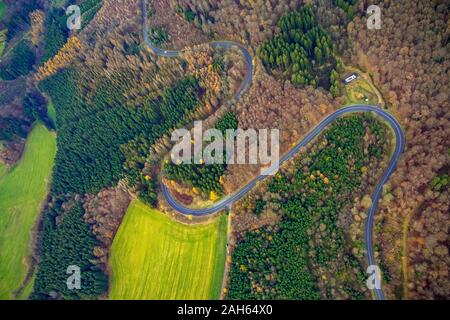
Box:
142 1 253 100
142 0 405 300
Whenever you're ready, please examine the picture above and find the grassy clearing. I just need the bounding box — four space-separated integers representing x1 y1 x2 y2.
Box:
0 123 56 300
110 200 228 300
343 77 378 105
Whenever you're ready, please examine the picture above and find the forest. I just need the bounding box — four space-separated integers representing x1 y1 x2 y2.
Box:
0 0 103 161
164 111 238 197
41 0 102 63
228 114 388 299
41 7 68 64
32 201 108 299
170 0 449 299
340 0 449 299
2 0 40 41
0 39 35 80
39 69 203 195
31 2 215 299
0 0 447 301
258 6 339 90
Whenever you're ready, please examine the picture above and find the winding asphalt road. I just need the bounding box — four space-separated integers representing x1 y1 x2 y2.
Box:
142 0 405 300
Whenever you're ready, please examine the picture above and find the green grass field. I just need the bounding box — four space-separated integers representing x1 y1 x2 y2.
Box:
110 200 228 300
0 123 56 300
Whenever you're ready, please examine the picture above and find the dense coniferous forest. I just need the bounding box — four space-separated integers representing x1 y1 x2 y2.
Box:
168 0 449 298
41 8 68 64
215 111 239 135
228 115 388 299
165 160 226 195
40 0 103 64
39 69 202 195
341 0 449 299
258 6 339 90
32 201 108 299
0 39 35 80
